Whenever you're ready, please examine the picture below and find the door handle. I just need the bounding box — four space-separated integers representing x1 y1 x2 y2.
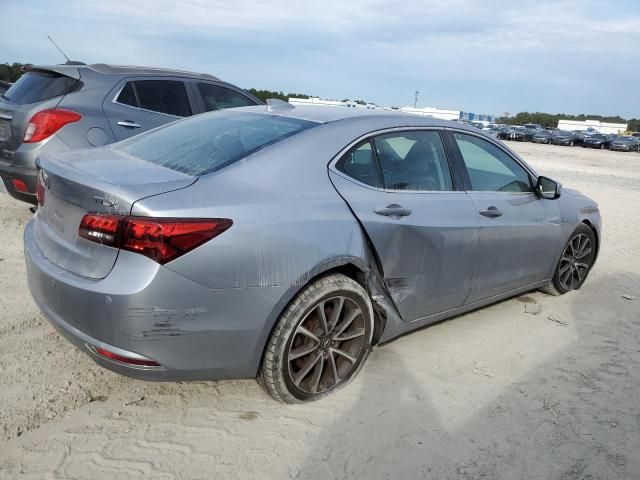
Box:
479 206 503 218
374 204 412 218
117 120 142 128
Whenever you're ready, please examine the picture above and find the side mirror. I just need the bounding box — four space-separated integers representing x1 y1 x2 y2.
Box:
536 176 562 200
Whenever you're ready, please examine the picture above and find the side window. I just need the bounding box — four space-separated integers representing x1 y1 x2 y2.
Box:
117 80 192 117
116 82 137 107
373 130 453 191
453 133 532 192
336 141 382 188
197 84 256 111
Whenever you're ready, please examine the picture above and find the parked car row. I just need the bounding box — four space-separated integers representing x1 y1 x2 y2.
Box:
0 62 263 204
482 123 640 152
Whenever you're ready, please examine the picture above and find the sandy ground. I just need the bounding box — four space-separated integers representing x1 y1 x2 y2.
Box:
0 142 639 479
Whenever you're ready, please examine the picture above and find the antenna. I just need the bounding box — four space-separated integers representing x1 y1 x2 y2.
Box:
414 89 419 108
47 35 71 63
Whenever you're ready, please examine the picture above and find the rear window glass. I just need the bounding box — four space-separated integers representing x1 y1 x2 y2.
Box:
3 71 78 105
112 111 317 176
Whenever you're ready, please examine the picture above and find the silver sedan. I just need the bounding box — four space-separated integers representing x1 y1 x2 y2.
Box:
25 103 601 402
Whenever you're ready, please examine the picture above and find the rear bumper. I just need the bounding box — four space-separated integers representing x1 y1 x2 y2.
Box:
0 136 71 204
24 219 288 381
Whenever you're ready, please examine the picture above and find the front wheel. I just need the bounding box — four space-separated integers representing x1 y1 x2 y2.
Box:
258 274 373 403
541 225 596 296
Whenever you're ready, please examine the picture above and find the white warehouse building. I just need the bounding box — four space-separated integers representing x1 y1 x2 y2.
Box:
399 106 461 121
288 97 494 123
557 119 627 135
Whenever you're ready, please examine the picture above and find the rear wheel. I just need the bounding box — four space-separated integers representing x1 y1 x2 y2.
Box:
258 274 373 403
541 225 596 296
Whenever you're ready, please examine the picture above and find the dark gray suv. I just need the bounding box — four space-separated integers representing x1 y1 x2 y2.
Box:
0 63 262 204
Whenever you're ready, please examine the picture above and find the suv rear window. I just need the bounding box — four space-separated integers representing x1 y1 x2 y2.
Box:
116 80 192 117
112 111 317 176
3 71 78 105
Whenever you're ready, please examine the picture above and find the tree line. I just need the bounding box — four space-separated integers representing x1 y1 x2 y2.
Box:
2 62 637 132
495 111 639 132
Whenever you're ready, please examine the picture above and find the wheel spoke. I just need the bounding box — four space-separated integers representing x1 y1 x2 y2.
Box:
560 268 572 289
329 351 340 386
334 309 361 337
559 263 571 275
309 354 325 393
575 262 589 270
289 342 318 360
316 302 329 334
328 297 345 331
575 265 583 282
575 247 592 259
333 327 365 342
297 326 320 343
331 347 357 364
293 353 321 386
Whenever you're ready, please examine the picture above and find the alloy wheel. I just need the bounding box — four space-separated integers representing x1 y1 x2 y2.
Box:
287 296 366 395
558 233 593 291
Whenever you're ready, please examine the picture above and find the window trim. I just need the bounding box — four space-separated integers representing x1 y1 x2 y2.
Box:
443 128 537 194
329 127 462 194
111 79 193 118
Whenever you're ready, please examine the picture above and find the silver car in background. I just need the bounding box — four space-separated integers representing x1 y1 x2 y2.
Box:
25 104 601 403
0 63 262 204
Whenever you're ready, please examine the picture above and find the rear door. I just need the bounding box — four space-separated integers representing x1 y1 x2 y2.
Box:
329 129 479 322
447 130 562 303
102 78 193 141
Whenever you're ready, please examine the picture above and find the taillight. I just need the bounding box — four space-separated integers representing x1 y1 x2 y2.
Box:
11 178 29 193
78 214 232 264
24 108 82 143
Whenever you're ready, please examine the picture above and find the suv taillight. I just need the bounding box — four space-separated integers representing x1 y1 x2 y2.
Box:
24 108 82 143
78 214 232 264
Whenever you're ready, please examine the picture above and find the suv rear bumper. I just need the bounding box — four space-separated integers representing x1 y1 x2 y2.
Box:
0 136 71 204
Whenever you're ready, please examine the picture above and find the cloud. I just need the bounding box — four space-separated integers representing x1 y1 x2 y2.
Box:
2 0 639 116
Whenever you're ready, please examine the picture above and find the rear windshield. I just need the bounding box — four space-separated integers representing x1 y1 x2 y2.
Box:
3 71 78 105
112 111 318 176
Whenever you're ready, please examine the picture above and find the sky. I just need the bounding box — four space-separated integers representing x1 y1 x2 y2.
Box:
2 0 639 118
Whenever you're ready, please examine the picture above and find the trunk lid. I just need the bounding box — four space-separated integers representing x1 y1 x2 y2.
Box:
34 147 196 278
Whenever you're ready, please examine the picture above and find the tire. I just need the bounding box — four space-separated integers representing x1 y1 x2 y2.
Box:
258 274 374 403
540 224 596 296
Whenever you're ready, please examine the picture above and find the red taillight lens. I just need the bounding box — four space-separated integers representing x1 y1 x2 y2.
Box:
12 178 29 192
78 214 232 264
24 108 82 143
78 214 123 246
94 347 160 367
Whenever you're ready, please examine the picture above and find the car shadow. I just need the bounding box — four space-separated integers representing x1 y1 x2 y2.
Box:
297 272 640 479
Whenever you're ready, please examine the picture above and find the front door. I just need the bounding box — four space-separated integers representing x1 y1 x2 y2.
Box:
329 129 480 322
448 131 563 303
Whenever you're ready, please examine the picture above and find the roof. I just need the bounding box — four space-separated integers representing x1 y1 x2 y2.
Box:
236 104 461 127
30 63 220 81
